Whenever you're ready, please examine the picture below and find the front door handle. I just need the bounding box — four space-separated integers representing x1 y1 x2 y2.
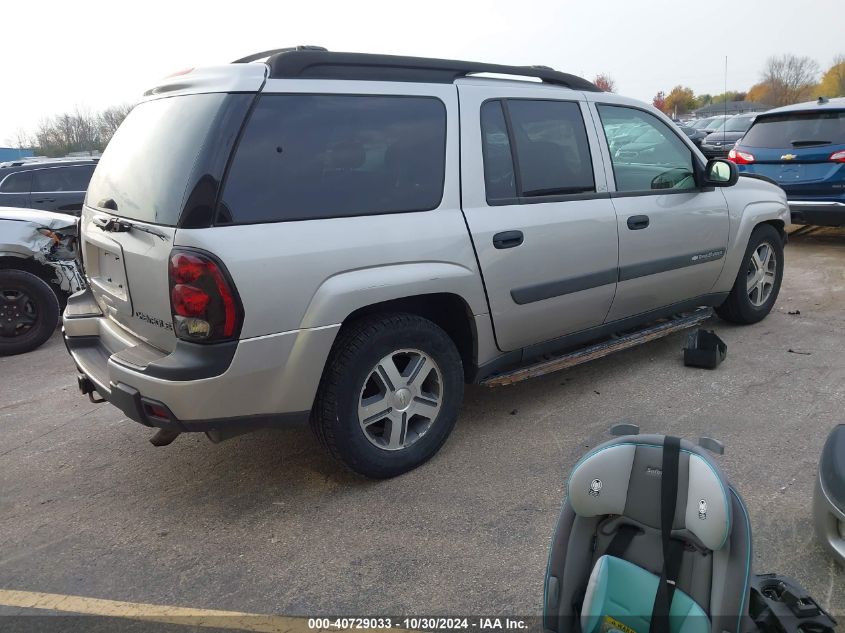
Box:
627 215 650 230
34 198 56 203
493 230 524 249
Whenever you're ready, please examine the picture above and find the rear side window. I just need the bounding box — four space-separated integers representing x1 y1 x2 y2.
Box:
479 99 595 203
32 165 95 192
480 101 517 201
0 171 31 193
218 95 447 223
741 111 845 148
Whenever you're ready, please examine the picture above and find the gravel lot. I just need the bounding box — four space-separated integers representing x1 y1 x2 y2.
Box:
1 227 843 625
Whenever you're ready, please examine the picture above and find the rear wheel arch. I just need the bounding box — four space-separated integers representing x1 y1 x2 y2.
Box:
339 293 477 382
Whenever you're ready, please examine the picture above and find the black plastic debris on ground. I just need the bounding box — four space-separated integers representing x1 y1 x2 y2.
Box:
683 329 727 369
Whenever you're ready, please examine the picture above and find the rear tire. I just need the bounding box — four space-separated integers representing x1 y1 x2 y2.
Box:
0 269 61 356
311 312 464 479
715 224 783 325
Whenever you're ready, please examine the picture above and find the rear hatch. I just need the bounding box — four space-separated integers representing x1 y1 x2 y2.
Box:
736 109 845 197
82 91 251 352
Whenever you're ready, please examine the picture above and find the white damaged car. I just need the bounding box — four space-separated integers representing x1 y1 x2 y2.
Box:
0 208 85 355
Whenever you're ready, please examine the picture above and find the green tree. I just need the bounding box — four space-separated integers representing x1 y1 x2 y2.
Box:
710 91 747 105
694 94 712 109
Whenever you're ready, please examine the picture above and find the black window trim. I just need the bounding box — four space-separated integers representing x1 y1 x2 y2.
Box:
594 102 709 197
213 92 450 227
481 96 599 207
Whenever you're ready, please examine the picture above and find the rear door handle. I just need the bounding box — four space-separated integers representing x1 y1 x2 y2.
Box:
34 198 56 203
627 215 650 230
493 230 524 249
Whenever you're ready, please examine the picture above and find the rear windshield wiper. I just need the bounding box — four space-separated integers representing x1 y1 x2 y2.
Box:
93 214 169 241
790 140 832 147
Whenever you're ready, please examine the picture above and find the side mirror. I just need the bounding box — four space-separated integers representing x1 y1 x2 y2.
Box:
703 158 738 187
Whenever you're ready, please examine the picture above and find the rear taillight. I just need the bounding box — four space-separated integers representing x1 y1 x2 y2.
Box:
728 148 755 164
168 249 243 343
830 150 845 163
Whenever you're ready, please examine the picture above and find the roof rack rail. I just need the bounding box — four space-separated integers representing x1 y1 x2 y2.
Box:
237 48 598 91
232 45 328 64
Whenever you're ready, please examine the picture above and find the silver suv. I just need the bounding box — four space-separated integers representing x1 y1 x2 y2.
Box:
64 48 789 478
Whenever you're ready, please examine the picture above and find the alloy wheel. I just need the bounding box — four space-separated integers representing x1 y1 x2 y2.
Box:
746 241 777 307
357 348 443 451
0 289 38 338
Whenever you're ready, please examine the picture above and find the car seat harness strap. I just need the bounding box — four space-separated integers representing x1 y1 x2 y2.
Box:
649 435 682 633
604 524 641 558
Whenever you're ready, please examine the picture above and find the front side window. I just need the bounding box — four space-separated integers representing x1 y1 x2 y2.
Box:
598 105 696 193
0 171 31 193
479 99 595 203
219 94 447 223
32 165 95 192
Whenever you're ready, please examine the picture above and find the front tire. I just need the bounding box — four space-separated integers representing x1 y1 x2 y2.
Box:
715 224 784 324
0 269 61 356
311 313 464 479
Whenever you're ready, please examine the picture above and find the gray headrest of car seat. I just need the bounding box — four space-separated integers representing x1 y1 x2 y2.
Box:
567 437 731 551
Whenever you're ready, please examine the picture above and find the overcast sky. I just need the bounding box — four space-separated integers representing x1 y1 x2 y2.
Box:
1 0 842 144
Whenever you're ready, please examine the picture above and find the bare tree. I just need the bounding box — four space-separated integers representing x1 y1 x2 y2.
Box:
761 55 820 106
25 103 132 156
98 104 133 146
4 127 34 149
32 107 100 157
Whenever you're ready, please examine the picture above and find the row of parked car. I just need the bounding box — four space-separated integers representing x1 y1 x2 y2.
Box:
672 98 845 226
673 113 758 157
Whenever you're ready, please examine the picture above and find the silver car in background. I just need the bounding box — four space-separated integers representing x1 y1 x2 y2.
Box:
64 48 790 478
815 424 845 566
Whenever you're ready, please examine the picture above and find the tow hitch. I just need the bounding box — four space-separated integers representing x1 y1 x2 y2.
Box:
77 374 105 403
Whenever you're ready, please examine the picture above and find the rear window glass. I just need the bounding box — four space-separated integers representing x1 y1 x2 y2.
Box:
218 94 446 224
87 93 227 225
742 111 845 148
0 170 31 193
32 165 95 192
723 116 754 133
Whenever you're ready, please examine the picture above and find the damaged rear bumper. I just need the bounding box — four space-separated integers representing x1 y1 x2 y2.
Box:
63 289 337 432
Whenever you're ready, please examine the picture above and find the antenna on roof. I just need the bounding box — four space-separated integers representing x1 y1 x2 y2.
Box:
818 96 829 104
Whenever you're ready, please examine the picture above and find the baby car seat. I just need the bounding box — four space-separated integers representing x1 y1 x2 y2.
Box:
544 431 753 633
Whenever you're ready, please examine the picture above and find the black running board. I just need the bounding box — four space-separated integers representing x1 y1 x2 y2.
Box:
481 307 714 387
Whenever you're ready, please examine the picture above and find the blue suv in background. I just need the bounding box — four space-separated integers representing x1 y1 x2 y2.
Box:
729 97 845 226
